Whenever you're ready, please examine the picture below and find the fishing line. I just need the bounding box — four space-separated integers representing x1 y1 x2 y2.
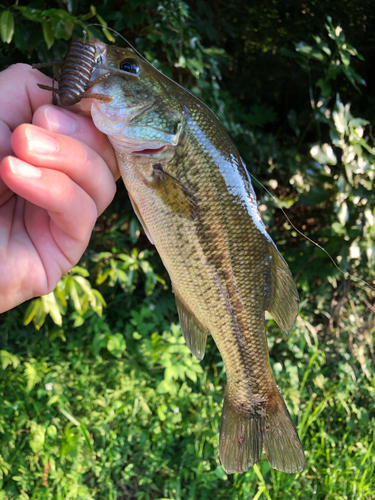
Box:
84 24 375 295
84 24 219 111
84 24 145 57
247 171 375 293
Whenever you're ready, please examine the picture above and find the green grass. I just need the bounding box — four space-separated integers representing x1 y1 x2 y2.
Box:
0 286 374 499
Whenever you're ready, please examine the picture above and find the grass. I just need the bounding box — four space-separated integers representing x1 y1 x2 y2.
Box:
0 283 374 499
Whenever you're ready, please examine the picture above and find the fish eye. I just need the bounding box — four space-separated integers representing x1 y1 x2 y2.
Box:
120 58 140 75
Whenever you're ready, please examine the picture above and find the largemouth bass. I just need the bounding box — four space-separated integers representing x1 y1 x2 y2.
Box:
88 39 305 474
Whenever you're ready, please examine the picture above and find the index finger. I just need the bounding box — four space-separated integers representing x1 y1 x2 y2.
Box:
0 64 55 195
0 63 54 132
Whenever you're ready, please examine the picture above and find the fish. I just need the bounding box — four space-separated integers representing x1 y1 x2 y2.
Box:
86 38 305 474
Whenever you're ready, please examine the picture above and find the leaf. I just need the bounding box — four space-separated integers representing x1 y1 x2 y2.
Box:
29 423 45 454
129 218 140 243
47 394 61 406
73 276 94 298
349 240 361 260
339 48 351 66
54 286 68 308
157 404 167 421
80 424 93 450
47 424 57 438
72 266 90 277
102 26 115 43
338 202 348 226
42 21 54 49
0 350 20 370
248 103 278 128
287 109 299 134
96 269 111 285
24 361 41 391
33 299 47 330
310 143 337 165
295 41 325 61
95 13 115 42
331 222 346 236
68 279 82 314
317 78 332 97
107 333 126 358
92 332 109 356
42 292 62 326
0 11 14 44
59 407 80 426
23 299 40 326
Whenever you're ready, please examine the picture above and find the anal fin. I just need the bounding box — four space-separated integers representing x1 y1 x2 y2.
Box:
173 286 209 361
219 391 305 474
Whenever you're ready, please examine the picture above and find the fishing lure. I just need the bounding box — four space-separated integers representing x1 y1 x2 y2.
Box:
33 36 113 106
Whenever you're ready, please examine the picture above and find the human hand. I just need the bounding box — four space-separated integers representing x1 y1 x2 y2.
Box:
0 63 119 313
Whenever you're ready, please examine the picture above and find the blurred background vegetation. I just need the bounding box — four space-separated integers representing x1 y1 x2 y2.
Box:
0 0 374 498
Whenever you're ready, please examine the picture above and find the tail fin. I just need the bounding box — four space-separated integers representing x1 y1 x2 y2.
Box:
219 393 305 474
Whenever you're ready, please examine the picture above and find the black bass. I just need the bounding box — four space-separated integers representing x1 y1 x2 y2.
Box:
88 39 305 474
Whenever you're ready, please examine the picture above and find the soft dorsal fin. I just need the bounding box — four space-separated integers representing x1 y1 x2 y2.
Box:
143 164 199 219
173 286 209 361
264 242 299 334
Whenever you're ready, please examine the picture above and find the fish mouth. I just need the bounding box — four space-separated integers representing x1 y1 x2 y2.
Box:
131 145 169 156
91 102 181 159
111 139 175 159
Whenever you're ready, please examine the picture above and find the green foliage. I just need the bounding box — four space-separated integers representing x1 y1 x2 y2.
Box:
1 1 375 499
1 293 374 498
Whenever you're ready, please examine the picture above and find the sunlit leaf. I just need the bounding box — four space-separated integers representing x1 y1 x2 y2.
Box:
42 21 54 49
0 350 20 370
24 361 41 391
23 299 40 326
107 333 126 358
0 10 14 44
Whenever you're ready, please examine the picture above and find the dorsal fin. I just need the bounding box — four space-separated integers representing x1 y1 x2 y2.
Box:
264 242 299 334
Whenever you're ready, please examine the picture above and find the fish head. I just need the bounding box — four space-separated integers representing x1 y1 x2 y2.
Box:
89 38 184 160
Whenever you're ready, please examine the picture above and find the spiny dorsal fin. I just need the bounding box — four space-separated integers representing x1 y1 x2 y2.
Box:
143 164 199 220
264 242 299 334
173 286 209 361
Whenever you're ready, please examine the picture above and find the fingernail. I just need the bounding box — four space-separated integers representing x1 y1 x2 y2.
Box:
9 157 41 178
25 127 59 155
44 106 78 135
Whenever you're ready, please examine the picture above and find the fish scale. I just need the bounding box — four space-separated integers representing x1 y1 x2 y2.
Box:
87 38 305 474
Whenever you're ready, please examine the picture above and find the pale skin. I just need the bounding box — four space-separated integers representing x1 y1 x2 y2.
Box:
0 64 120 314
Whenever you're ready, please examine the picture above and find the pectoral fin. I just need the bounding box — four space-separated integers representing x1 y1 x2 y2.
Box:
143 164 199 219
173 286 209 361
264 242 299 334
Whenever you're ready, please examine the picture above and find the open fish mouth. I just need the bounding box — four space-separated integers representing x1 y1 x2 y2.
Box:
132 145 169 156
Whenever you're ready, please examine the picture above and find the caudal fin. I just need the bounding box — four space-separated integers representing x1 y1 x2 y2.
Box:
219 393 305 474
